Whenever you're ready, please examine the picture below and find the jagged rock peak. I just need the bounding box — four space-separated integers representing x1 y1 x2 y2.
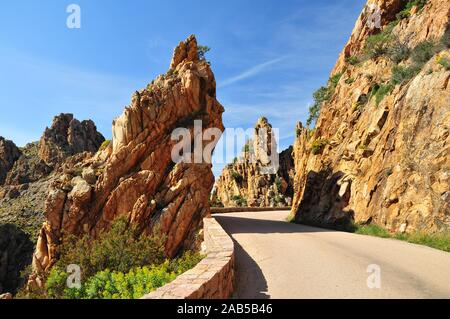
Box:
255 116 272 129
30 35 224 285
39 113 105 166
170 34 199 70
215 118 294 208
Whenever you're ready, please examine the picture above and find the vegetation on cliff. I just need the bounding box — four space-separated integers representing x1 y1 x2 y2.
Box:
291 0 450 236
19 217 203 299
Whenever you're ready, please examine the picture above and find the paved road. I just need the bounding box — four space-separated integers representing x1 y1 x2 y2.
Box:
214 211 450 299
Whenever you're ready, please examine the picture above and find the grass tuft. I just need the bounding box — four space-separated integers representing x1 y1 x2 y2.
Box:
355 223 450 252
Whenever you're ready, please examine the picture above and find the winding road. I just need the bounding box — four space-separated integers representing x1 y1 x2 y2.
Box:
214 210 450 299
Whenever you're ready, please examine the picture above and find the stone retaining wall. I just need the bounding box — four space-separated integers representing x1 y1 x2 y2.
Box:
211 207 291 214
142 217 234 299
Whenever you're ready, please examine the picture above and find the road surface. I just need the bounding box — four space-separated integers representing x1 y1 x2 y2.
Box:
214 211 450 299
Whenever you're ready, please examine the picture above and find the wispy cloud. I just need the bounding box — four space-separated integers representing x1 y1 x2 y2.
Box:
0 47 147 145
218 57 287 88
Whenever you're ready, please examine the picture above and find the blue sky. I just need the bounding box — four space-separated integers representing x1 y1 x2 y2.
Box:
0 0 366 176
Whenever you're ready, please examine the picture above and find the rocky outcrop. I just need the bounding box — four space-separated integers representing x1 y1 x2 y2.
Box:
215 118 294 208
0 115 106 295
291 0 450 233
30 35 224 283
0 137 21 185
4 142 51 187
39 113 105 167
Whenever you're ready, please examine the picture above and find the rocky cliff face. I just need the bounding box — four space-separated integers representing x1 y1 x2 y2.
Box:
39 113 105 167
0 137 21 185
30 35 224 284
215 118 294 208
291 0 449 233
0 115 106 294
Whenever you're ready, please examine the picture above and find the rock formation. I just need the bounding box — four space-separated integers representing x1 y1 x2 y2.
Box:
39 113 105 167
0 137 21 185
215 118 294 208
291 0 450 233
4 142 52 187
0 115 106 294
30 35 224 285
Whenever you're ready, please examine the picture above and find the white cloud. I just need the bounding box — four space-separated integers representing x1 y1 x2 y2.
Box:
218 57 287 88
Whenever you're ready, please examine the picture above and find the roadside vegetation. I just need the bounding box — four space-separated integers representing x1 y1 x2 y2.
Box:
292 216 449 252
231 195 248 207
354 223 450 252
18 217 203 299
209 189 224 208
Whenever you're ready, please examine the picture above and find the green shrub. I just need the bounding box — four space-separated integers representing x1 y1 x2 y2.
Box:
345 56 359 65
437 55 450 70
274 177 283 190
231 195 247 207
357 144 368 151
307 72 343 127
209 190 224 208
307 128 316 140
167 250 204 275
388 41 410 63
242 143 253 154
352 82 380 111
98 140 111 152
395 232 450 252
82 263 177 299
396 0 428 20
364 23 396 59
273 194 285 204
355 223 391 238
374 83 394 106
231 171 243 183
345 77 355 85
391 65 421 85
310 138 329 155
210 198 224 208
354 223 449 252
56 217 166 280
329 72 343 90
197 45 211 60
307 86 329 126
411 40 435 64
45 267 69 299
166 69 178 77
45 251 203 299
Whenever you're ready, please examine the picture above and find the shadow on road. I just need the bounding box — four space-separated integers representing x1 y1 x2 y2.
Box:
232 239 270 299
214 213 335 299
214 214 332 235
